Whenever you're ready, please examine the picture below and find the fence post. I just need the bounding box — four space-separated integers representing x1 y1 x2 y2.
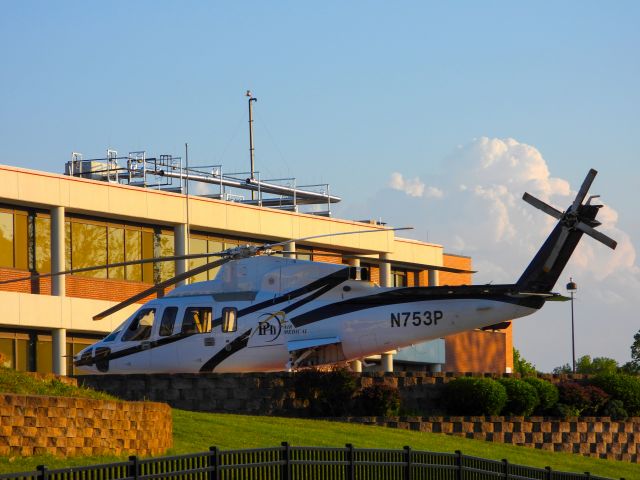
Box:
404 446 412 480
36 465 48 480
281 441 291 480
128 455 139 480
455 450 462 480
545 466 552 480
345 444 355 480
209 446 219 480
502 459 509 479
584 473 591 479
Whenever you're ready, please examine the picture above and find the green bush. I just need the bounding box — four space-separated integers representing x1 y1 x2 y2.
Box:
498 378 539 416
442 377 507 415
294 367 358 417
354 384 401 416
590 373 640 416
523 377 559 414
550 403 582 418
601 399 628 420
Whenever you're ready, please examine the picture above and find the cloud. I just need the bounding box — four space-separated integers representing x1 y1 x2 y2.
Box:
346 137 639 370
389 172 443 198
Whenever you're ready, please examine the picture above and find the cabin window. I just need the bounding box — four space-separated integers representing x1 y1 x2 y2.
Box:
221 307 238 333
181 307 212 334
122 308 156 342
159 307 178 337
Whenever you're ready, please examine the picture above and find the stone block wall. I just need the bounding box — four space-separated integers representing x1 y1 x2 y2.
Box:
0 393 172 457
77 371 594 416
337 416 640 463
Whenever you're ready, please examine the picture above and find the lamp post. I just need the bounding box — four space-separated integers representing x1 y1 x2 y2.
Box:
566 277 577 373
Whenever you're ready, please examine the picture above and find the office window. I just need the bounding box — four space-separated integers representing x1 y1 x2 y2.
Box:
108 227 125 280
35 215 51 273
71 221 107 278
0 211 14 268
155 232 175 282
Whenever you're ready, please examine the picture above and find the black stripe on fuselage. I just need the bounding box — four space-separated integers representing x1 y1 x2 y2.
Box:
199 329 252 372
289 284 545 328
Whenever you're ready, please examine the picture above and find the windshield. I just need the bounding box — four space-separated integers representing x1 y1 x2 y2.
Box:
102 320 127 342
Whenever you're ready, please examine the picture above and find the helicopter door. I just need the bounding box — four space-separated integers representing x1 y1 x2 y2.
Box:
111 308 155 372
149 306 179 371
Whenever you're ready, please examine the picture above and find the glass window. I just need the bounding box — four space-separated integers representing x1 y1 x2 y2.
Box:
15 339 29 372
0 338 14 368
14 212 28 271
125 229 142 281
36 336 52 374
189 237 208 283
0 211 14 268
71 221 107 278
155 232 175 282
222 307 237 333
35 216 51 273
207 240 224 279
181 307 212 334
122 308 156 341
159 307 178 336
108 227 125 280
142 231 154 283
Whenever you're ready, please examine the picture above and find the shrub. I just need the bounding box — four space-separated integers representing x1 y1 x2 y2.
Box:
354 384 401 416
557 382 590 414
523 377 559 414
600 399 628 420
498 378 539 416
442 377 507 415
590 373 640 416
294 367 358 417
550 403 582 418
582 385 610 416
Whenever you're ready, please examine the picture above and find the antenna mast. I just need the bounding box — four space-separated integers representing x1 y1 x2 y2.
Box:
246 90 257 200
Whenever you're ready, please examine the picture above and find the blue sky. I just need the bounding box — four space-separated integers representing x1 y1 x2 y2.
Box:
1 1 638 370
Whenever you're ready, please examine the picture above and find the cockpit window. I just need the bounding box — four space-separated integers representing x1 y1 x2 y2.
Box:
159 307 178 337
181 307 212 334
103 320 127 342
222 307 238 333
122 308 156 342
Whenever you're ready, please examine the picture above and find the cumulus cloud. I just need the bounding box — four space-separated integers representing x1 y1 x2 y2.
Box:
389 172 443 198
351 137 638 370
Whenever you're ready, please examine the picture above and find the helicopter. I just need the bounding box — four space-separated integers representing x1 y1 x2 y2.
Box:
2 169 617 374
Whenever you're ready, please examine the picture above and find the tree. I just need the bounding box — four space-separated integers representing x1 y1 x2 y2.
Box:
553 363 572 374
513 348 537 375
576 355 619 375
631 329 640 368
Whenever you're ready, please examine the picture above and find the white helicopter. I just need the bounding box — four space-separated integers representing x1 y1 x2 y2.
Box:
4 169 616 374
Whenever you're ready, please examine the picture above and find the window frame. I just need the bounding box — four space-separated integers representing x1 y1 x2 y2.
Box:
221 307 238 333
181 307 213 335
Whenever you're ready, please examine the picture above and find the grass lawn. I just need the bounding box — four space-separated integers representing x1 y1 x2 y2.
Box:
0 410 637 478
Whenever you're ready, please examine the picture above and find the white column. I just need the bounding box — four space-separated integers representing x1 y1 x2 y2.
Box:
51 207 65 296
52 328 67 376
428 270 439 287
351 359 362 373
51 207 67 375
284 241 296 259
379 253 391 287
381 352 394 372
174 224 188 286
348 258 361 280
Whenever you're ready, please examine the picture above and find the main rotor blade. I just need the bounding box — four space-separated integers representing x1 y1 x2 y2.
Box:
92 257 230 321
543 226 570 272
571 168 597 211
266 227 413 250
281 251 475 274
522 193 563 220
576 221 617 250
0 251 227 286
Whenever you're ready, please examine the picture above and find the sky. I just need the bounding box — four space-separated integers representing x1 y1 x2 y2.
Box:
0 1 638 371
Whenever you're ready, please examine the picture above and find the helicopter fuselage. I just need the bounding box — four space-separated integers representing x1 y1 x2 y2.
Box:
75 256 540 374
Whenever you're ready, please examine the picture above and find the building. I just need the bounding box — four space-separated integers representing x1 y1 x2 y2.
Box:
0 159 513 375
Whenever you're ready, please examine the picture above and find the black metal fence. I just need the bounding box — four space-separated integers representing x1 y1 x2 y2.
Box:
0 443 624 480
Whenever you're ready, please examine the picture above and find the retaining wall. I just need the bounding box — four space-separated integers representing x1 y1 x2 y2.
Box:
0 393 172 457
337 415 640 463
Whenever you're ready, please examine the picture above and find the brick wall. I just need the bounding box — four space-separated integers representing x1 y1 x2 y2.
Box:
444 329 511 373
0 393 172 457
441 254 472 286
338 416 639 463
